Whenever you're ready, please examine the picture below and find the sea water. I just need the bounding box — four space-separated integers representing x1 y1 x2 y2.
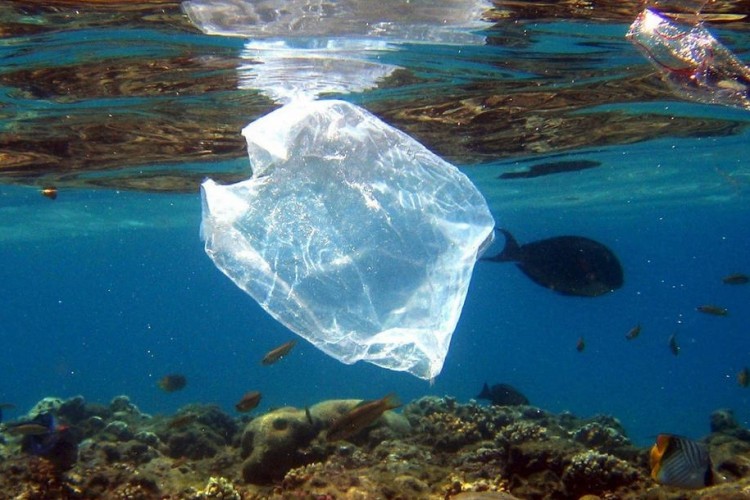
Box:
1 6 749 447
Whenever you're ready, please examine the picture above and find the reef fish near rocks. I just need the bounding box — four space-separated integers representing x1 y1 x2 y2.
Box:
476 383 529 406
326 393 401 442
235 391 262 412
482 229 624 297
650 434 715 489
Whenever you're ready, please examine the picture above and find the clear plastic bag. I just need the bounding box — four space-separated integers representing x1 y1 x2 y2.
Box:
627 7 750 109
182 0 491 44
200 100 494 380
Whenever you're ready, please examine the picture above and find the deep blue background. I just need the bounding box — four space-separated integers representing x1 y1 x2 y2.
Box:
1 139 748 447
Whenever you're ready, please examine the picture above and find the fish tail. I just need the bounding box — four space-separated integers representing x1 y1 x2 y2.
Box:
381 393 402 410
482 228 521 262
477 382 491 399
497 229 521 261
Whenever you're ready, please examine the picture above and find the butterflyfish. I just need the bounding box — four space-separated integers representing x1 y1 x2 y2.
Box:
650 434 715 489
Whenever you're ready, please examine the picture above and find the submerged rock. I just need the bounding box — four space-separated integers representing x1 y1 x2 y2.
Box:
241 406 320 484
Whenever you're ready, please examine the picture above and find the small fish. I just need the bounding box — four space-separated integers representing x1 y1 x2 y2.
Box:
171 456 190 469
157 374 187 392
326 393 401 442
669 333 680 356
476 382 529 406
6 412 67 457
499 159 601 179
650 434 715 489
482 229 624 297
738 367 749 388
625 324 641 340
696 305 728 317
167 413 197 429
305 407 314 425
576 336 585 352
722 273 749 285
5 422 51 436
40 186 58 200
262 340 297 365
235 391 262 413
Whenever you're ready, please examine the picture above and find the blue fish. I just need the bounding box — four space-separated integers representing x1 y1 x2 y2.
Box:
19 412 63 456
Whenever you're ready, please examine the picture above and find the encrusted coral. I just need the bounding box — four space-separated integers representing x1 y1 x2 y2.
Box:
190 476 241 500
497 421 550 445
572 422 630 450
423 411 483 451
562 450 641 497
9 393 750 498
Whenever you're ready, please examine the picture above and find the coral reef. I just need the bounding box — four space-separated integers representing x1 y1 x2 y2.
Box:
3 393 750 498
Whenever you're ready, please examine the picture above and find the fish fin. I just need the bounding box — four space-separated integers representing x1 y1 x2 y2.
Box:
476 382 491 400
481 229 521 262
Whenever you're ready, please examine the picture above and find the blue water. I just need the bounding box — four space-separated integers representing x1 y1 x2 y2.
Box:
1 5 750 448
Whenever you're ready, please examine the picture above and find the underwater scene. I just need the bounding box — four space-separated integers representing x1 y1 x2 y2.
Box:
2 0 750 498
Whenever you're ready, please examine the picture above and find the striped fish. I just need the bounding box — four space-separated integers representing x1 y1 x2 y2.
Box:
650 434 714 489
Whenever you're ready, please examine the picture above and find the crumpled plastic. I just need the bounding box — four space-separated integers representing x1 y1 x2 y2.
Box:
182 0 491 44
184 0 491 103
237 39 400 103
200 100 495 380
627 7 750 109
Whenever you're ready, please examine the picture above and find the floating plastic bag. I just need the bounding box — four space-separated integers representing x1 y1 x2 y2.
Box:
182 0 491 44
182 0 491 103
237 39 400 103
627 7 750 109
200 100 495 380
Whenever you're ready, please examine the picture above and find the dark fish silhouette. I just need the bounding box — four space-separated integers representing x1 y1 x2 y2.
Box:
476 383 529 406
738 367 749 388
576 336 585 352
722 273 749 285
235 391 262 413
482 229 624 297
697 304 728 316
157 374 187 392
669 333 680 356
625 324 641 340
499 160 601 179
